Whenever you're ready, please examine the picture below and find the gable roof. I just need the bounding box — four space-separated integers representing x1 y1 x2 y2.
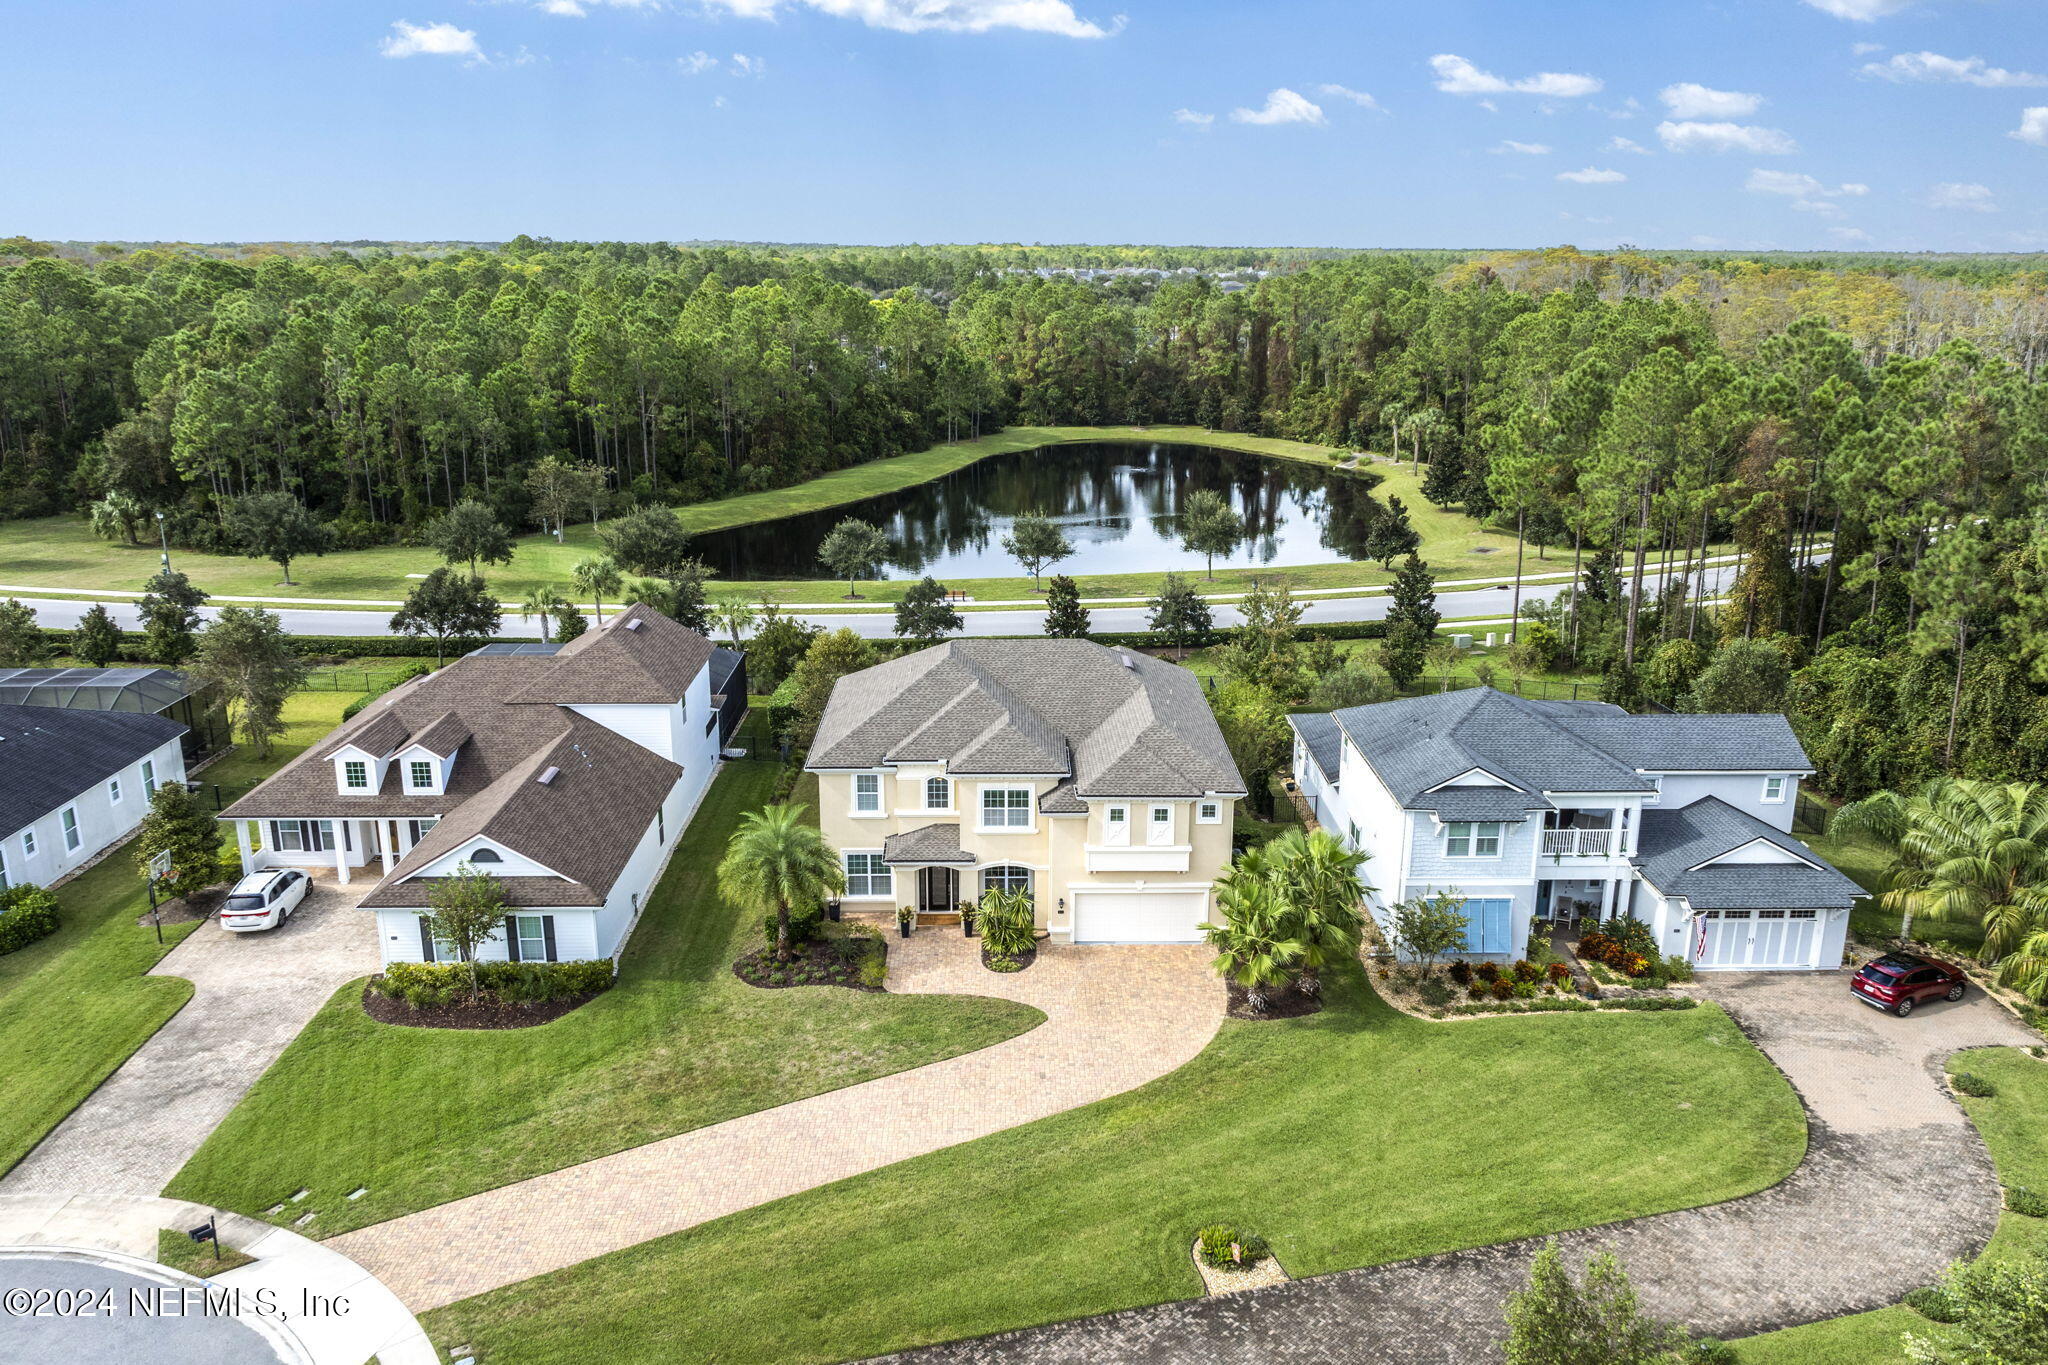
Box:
0 704 187 835
1312 687 1816 816
1290 711 1341 781
1632 797 1863 911
508 601 713 707
808 640 1244 803
881 822 975 865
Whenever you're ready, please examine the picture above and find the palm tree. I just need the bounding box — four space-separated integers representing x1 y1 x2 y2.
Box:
520 584 567 643
711 598 758 649
1265 828 1373 996
572 555 623 625
1200 877 1304 1014
717 803 845 964
1835 779 2048 964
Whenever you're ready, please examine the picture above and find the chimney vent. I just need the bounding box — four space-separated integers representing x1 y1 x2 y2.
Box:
537 766 560 786
625 618 643 631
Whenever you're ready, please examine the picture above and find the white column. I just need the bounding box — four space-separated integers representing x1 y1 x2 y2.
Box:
236 824 255 877
1598 878 1616 921
334 826 350 885
377 818 395 875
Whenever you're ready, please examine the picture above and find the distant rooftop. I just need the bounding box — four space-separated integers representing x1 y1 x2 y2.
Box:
0 667 200 714
469 643 565 657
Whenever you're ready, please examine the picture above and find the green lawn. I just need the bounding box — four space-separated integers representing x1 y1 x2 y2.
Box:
1806 828 1987 957
423 970 1804 1365
4 425 1678 611
0 689 349 1176
1735 1047 2048 1363
163 760 1043 1236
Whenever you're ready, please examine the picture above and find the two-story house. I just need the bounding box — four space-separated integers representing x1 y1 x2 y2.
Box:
220 603 729 966
807 640 1247 944
1290 687 1863 971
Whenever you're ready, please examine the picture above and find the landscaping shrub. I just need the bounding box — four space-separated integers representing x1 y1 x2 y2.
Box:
1194 1224 1271 1269
2005 1186 2048 1218
1447 960 1472 986
1475 962 1501 983
1467 984 1488 1001
372 958 615 1010
975 887 1036 959
1951 1071 1998 1098
1512 959 1542 983
1545 962 1572 985
1902 1286 1961 1323
1600 996 1697 1012
1686 1341 1737 1365
1663 954 1695 983
1418 978 1453 1007
762 902 825 950
0 884 60 956
1489 978 1516 1001
1577 928 1656 979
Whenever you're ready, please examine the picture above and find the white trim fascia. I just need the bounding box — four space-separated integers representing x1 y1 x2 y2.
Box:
1684 836 1826 874
1425 766 1523 793
389 835 578 887
1635 768 1815 778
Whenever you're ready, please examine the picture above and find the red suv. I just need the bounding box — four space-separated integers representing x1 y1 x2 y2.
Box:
1851 953 1967 1016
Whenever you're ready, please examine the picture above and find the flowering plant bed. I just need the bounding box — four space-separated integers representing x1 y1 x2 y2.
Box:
734 932 888 992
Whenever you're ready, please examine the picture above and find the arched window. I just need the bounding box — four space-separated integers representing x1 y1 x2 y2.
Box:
466 847 503 864
925 776 951 810
980 865 1031 895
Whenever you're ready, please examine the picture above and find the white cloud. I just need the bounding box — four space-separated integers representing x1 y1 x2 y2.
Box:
1851 42 1885 57
679 50 718 74
713 94 729 108
1746 169 1868 199
379 20 482 59
1557 166 1627 184
1317 84 1383 111
731 52 766 76
700 0 1115 38
1172 108 1214 128
1660 82 1763 118
1231 88 1325 126
540 0 586 14
1829 226 1874 243
1491 140 1551 155
1605 136 1650 154
1429 54 1601 99
2011 107 2048 147
1657 120 1798 154
1925 182 1997 212
1862 52 2047 87
1802 0 1914 19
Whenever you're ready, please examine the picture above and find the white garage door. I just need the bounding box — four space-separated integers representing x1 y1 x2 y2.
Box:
1072 890 1210 945
1695 909 1821 970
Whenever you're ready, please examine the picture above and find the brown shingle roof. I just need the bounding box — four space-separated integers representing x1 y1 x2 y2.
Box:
408 711 472 757
360 875 605 909
508 601 714 707
321 709 410 760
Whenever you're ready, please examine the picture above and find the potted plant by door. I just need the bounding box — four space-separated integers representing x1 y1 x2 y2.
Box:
896 905 914 938
825 897 842 922
959 898 978 937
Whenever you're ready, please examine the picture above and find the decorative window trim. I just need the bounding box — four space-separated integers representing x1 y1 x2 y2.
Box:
1760 775 1787 804
1146 804 1175 846
1445 821 1503 859
61 806 81 852
342 759 371 791
1103 804 1130 845
408 759 436 791
851 772 885 818
843 850 893 899
1196 800 1223 825
980 864 1033 896
924 776 952 811
977 785 1035 832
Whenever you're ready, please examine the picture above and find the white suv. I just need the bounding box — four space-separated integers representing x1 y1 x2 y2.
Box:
220 869 311 932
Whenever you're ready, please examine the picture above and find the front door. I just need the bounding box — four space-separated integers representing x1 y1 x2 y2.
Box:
919 867 959 914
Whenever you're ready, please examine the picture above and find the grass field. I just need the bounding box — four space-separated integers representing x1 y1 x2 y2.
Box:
1807 827 1988 957
1735 1046 2048 1363
0 688 349 1176
3 425 1601 610
163 760 1043 1237
422 971 1803 1365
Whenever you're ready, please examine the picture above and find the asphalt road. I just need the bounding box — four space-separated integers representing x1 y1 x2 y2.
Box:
0 1256 284 1365
18 561 1748 640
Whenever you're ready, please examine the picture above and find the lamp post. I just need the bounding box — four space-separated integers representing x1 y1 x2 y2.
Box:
155 510 170 571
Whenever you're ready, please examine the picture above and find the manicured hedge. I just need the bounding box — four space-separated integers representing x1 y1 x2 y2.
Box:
38 627 544 661
370 958 617 1009
0 885 61 956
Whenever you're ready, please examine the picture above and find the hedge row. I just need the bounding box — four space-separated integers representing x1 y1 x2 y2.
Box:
0 885 61 956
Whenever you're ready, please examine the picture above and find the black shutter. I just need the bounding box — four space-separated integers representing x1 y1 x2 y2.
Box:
418 917 435 962
542 916 557 962
342 820 352 853
504 915 520 962
268 821 281 851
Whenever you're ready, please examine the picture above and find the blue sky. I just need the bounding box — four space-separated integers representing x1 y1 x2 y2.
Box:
3 0 2044 249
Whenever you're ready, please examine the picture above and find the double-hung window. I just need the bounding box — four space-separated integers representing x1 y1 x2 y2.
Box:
1761 775 1786 804
1445 821 1501 858
141 759 155 791
980 787 1032 829
409 760 435 790
61 807 81 852
21 830 36 858
1147 805 1174 845
508 914 553 963
343 760 370 791
852 773 883 815
925 777 951 810
107 777 122 804
844 852 892 898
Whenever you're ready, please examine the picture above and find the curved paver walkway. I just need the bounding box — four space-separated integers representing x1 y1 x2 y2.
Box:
331 932 1221 1311
886 972 2039 1364
1 876 379 1197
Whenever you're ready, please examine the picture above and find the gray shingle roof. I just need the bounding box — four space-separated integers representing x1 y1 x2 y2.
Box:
1289 711 1342 781
1321 688 1816 817
1632 798 1863 911
809 641 1244 803
0 704 187 836
881 823 974 865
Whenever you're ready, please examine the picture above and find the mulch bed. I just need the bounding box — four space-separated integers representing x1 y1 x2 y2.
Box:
1226 982 1324 1021
360 984 601 1030
981 943 1037 973
135 886 225 927
733 936 886 991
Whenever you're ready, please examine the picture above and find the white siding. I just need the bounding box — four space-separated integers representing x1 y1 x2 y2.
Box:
1648 773 1800 831
2 736 187 889
568 700 685 761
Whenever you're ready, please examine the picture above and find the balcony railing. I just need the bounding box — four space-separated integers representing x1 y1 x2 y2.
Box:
1541 828 1614 858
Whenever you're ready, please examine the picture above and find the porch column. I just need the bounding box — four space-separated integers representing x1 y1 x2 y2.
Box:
236 824 255 877
377 818 395 875
334 826 350 885
1598 878 1616 921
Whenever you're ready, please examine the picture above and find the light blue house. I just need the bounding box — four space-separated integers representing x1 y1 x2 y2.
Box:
1289 688 1863 971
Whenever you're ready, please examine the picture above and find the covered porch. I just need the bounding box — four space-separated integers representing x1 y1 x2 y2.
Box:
230 813 444 887
1536 874 1628 930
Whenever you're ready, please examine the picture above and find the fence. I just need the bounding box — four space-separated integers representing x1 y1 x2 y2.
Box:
1794 790 1831 837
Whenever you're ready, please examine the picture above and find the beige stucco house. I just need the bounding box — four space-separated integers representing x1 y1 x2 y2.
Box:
807 640 1247 944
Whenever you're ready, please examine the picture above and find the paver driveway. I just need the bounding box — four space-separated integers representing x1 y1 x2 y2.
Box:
888 972 2039 1364
1 873 378 1197
331 932 1220 1311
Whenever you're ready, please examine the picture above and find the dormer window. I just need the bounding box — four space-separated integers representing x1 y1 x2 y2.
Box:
410 760 435 789
343 760 370 790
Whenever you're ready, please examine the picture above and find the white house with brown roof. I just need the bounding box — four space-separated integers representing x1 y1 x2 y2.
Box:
806 640 1247 944
220 603 727 966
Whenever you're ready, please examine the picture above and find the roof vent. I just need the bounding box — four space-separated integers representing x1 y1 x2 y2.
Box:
537 766 560 786
1119 652 1136 670
625 618 643 631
